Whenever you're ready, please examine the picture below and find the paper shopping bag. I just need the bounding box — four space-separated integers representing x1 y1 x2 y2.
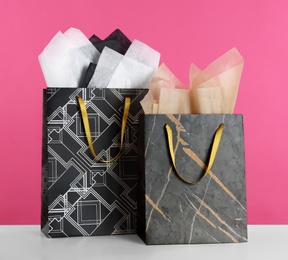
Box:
137 114 247 245
41 87 147 237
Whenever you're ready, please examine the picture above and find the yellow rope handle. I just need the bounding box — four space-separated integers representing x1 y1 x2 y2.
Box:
78 96 131 163
165 123 224 184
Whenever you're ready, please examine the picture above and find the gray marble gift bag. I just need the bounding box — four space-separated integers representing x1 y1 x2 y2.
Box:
137 114 247 245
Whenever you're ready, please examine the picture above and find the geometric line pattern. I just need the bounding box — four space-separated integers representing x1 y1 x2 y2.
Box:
42 88 147 237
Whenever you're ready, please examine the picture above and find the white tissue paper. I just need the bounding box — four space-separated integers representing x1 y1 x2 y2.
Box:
89 39 160 89
63 28 100 64
38 28 100 87
88 47 123 88
107 40 160 89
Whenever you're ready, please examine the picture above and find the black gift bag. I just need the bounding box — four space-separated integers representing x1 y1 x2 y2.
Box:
41 88 147 238
137 114 247 245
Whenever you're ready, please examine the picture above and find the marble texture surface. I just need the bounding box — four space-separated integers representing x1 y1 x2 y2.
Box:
138 114 247 245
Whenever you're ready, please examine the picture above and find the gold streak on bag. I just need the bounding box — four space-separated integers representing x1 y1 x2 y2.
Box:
78 96 131 162
165 123 224 184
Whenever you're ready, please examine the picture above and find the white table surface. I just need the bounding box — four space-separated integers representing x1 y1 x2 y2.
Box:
0 225 286 260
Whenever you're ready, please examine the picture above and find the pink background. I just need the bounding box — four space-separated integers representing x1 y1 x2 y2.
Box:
0 0 287 224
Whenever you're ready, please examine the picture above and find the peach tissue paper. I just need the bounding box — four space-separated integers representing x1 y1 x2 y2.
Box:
140 48 244 114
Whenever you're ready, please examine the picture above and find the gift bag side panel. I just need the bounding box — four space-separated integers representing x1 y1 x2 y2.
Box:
41 90 49 237
137 114 146 243
236 115 248 239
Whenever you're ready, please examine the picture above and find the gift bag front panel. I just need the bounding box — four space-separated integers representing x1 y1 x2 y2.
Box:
141 114 247 245
43 88 147 237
